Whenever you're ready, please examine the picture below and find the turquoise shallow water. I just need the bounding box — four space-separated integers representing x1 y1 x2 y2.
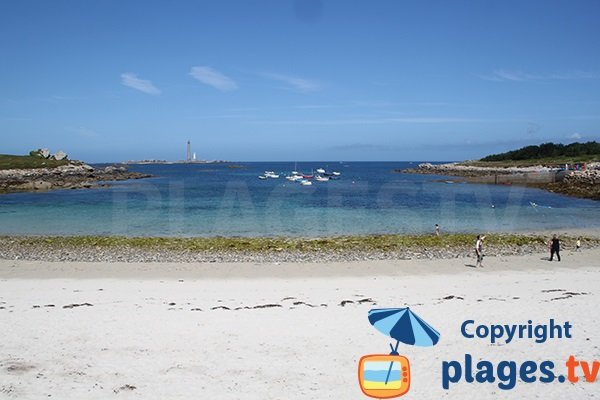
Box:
0 162 598 237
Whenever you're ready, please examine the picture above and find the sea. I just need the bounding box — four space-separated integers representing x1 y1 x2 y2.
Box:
0 162 599 237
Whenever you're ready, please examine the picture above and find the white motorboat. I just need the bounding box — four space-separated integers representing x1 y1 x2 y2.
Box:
300 180 313 186
258 175 267 180
315 175 329 182
316 168 325 174
332 171 341 176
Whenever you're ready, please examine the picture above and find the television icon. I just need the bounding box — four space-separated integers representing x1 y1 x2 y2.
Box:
358 354 411 399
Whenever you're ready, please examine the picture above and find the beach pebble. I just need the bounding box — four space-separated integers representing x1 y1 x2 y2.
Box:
0 237 594 264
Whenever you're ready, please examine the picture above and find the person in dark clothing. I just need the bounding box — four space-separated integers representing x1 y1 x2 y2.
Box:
549 234 561 261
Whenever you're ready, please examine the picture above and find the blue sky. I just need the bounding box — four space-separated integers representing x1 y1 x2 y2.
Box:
1 0 599 162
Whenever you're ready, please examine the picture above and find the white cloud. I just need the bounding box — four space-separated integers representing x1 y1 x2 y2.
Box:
189 66 238 91
482 69 600 82
481 70 540 81
120 73 161 95
261 72 321 93
569 132 583 140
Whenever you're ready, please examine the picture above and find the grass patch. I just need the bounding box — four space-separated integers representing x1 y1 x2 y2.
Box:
7 233 594 253
0 154 72 170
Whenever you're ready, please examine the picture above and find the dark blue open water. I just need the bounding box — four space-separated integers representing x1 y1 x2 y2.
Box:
0 162 598 236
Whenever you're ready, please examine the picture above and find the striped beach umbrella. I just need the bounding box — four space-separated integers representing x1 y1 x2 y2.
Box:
368 307 440 347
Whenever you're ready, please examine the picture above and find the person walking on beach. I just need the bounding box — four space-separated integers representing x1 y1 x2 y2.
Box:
435 224 440 236
549 234 561 261
475 235 485 267
576 238 581 252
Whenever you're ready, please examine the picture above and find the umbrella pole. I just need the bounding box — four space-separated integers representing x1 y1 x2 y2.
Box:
384 340 400 385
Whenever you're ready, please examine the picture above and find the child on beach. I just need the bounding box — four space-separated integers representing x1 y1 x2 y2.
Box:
435 224 440 236
475 235 485 267
576 238 581 252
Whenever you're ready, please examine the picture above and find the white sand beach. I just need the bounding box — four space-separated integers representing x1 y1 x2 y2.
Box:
1 249 599 399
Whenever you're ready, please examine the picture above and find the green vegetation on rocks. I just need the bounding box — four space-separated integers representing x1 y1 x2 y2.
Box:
0 154 72 170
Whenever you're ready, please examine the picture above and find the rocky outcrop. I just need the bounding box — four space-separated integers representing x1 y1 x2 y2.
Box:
29 148 69 161
400 162 600 200
543 169 600 200
564 169 600 185
404 162 557 177
0 163 151 193
53 151 68 161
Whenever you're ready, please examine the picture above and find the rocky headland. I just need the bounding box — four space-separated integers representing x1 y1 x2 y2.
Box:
400 162 600 200
403 162 561 177
0 163 151 194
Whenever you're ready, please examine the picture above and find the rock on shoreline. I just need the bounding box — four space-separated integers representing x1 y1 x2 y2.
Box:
402 162 559 177
0 163 151 193
540 169 600 200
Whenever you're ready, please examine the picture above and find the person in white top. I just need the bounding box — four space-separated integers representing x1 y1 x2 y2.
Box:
475 235 486 267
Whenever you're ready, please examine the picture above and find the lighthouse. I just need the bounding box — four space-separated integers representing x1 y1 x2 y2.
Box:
186 140 191 162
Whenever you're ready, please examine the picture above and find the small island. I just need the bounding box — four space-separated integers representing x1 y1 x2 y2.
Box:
0 149 151 194
400 141 600 200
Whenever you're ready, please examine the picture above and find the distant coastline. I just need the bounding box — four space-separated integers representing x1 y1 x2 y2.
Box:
399 142 600 200
400 161 600 200
123 159 229 165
